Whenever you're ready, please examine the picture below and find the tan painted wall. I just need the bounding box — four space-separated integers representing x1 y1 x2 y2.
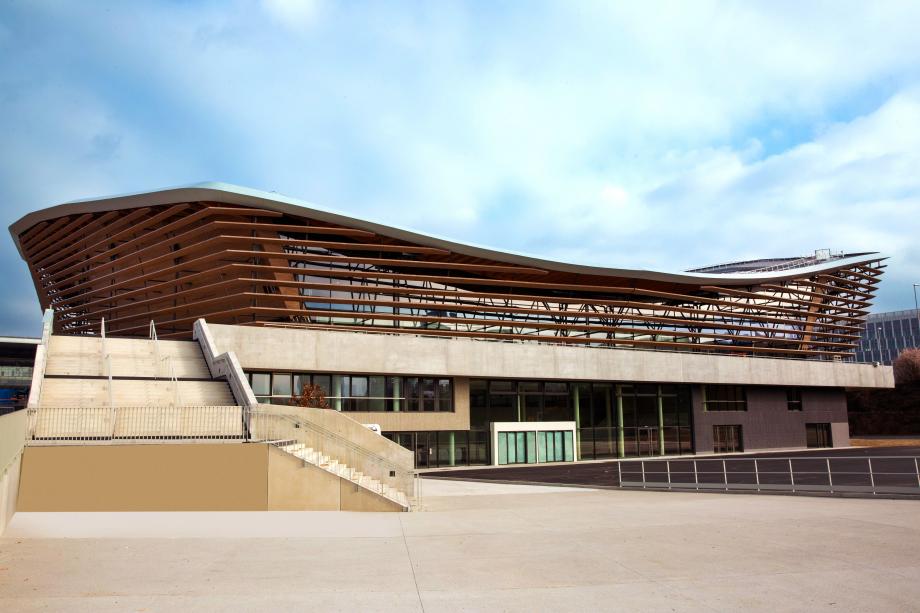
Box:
18 444 269 511
210 324 894 390
18 443 403 512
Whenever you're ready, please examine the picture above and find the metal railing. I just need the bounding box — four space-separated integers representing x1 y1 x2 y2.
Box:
250 408 417 508
0 366 34 379
24 406 245 445
618 456 920 496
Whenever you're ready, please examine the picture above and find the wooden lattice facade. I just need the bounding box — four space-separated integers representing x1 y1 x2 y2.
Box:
11 185 885 360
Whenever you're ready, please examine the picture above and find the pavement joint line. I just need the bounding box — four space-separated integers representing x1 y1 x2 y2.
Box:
398 513 426 613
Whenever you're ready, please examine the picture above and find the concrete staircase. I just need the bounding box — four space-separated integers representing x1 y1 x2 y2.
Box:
38 336 234 408
25 316 416 512
272 440 410 509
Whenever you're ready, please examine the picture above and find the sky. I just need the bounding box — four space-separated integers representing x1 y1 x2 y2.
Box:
1 0 919 336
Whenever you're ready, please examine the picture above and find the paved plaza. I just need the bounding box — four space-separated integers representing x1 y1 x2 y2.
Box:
1 478 919 612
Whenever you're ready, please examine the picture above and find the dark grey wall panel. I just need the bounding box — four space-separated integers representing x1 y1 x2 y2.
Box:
692 386 848 452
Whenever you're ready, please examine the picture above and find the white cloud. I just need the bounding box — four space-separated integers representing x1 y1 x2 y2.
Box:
260 0 322 32
1 0 920 335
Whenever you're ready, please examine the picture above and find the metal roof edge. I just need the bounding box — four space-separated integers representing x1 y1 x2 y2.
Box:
8 182 885 286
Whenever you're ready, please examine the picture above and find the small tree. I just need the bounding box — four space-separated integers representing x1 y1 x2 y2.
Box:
893 348 920 386
292 382 330 409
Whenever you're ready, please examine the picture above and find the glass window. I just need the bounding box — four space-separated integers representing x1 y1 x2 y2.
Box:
573 383 592 428
251 373 271 396
406 378 420 411
490 380 515 393
703 385 747 411
422 378 436 411
518 381 540 393
272 373 292 396
489 394 517 422
350 376 368 397
293 374 308 397
787 389 803 411
543 393 571 422
471 380 488 428
313 375 331 396
592 384 614 427
437 379 452 412
369 376 385 398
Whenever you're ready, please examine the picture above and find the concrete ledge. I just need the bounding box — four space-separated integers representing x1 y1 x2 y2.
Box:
209 324 894 389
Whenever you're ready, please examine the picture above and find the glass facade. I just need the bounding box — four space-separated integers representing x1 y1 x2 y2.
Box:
245 371 454 412
470 379 693 460
855 309 920 365
383 430 489 469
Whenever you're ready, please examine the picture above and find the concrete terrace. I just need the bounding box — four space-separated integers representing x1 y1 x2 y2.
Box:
1 478 919 612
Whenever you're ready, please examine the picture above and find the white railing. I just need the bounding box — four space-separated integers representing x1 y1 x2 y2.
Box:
193 319 257 408
250 408 417 508
618 456 920 496
101 317 113 408
25 406 244 445
26 309 54 409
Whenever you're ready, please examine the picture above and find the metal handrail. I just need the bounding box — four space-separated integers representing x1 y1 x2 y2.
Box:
619 456 920 496
250 408 416 507
25 406 245 445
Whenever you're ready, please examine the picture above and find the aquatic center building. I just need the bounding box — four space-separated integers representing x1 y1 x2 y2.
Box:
10 184 894 468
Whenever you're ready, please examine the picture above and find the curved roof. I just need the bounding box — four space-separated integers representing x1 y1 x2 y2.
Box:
9 181 883 286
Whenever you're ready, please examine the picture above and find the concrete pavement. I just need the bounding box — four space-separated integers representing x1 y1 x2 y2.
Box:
1 478 919 612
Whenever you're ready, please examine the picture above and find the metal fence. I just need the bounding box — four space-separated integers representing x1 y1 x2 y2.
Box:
619 456 920 496
25 406 245 445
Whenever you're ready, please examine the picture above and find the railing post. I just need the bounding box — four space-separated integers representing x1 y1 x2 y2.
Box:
827 458 834 493
868 458 875 495
666 460 671 490
789 459 795 492
640 460 646 488
617 460 622 487
722 459 728 491
754 459 760 492
693 460 699 491
915 457 920 490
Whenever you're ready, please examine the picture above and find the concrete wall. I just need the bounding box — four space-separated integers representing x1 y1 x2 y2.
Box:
17 443 403 512
692 387 850 453
256 404 414 470
209 324 894 389
0 409 27 535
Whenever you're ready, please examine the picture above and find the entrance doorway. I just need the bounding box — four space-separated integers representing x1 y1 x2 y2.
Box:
806 423 833 448
637 427 660 456
713 425 743 453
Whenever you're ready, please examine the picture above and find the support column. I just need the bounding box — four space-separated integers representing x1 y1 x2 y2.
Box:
657 389 666 455
448 431 456 466
392 377 401 412
616 386 625 458
573 385 581 461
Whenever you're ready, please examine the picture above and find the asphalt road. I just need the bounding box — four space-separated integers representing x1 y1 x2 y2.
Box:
423 446 920 493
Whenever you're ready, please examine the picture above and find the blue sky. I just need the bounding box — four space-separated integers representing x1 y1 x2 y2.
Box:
1 0 919 336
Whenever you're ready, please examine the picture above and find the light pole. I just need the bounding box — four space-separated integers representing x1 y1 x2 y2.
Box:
914 283 919 346
876 324 884 364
